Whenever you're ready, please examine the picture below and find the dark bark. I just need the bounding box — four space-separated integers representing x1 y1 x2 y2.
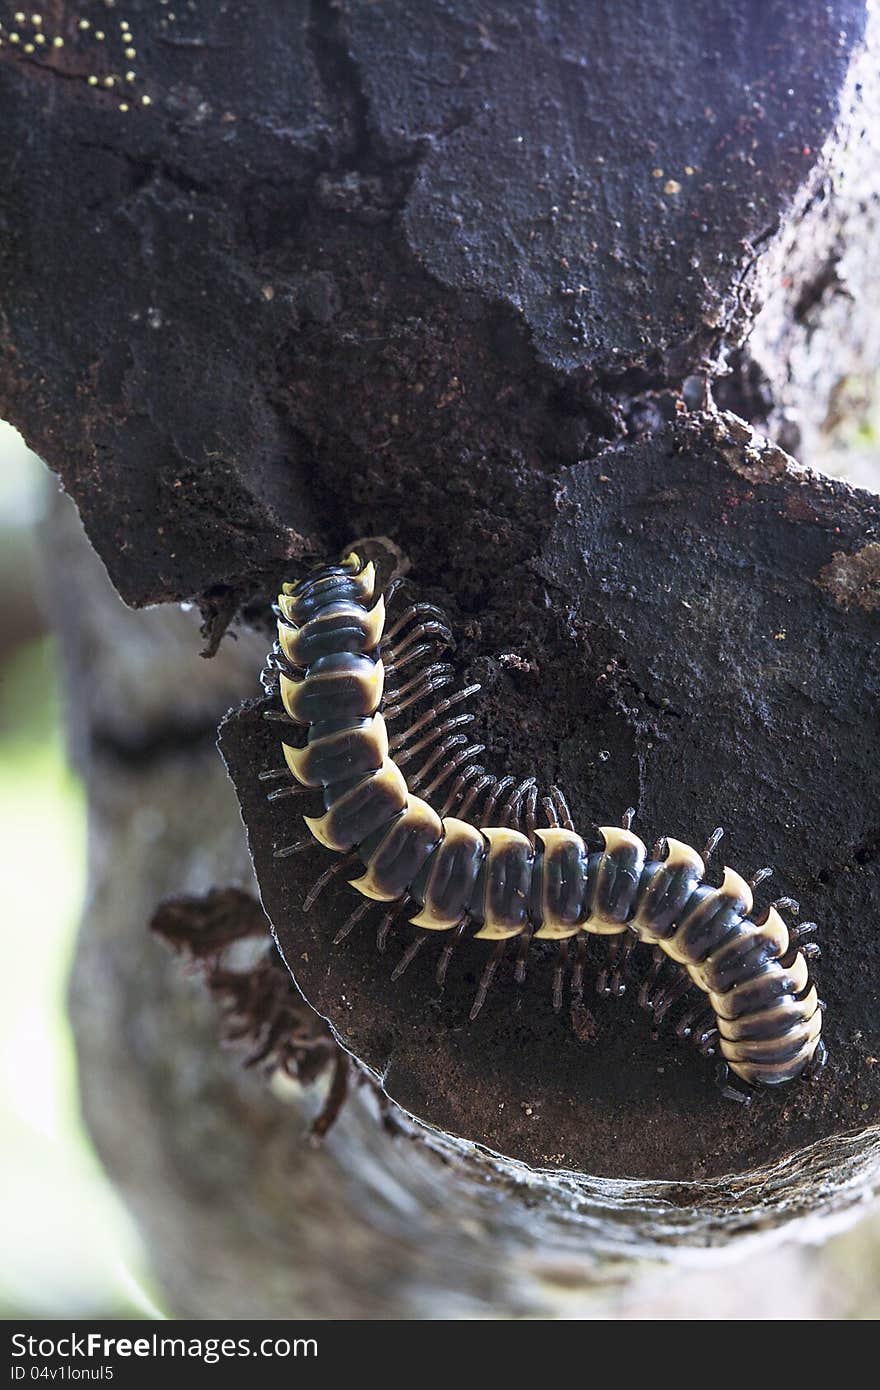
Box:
0 2 873 617
4 0 880 1286
47 465 879 1318
222 410 880 1185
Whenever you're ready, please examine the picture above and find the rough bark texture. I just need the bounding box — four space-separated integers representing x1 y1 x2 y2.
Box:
49 493 880 1316
223 410 880 1186
4 0 880 1309
0 2 874 620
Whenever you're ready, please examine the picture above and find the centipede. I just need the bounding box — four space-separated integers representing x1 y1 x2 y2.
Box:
257 548 826 1103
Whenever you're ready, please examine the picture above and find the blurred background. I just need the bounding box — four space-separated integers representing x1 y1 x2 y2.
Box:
2 406 880 1320
0 420 163 1319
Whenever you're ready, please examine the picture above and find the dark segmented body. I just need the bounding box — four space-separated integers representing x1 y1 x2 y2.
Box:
269 552 824 1090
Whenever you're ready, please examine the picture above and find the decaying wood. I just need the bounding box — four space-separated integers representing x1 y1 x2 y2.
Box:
222 410 880 1188
48 475 878 1320
4 0 880 1315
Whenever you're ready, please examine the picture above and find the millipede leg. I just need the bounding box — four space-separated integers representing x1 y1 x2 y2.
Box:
376 912 394 953
394 713 475 767
550 785 575 831
407 732 469 787
419 743 487 799
481 774 516 827
310 1050 350 1142
571 933 587 1004
715 1061 753 1106
303 852 359 912
780 928 819 967
384 601 451 645
266 781 311 803
436 920 468 987
749 866 773 890
470 940 506 1021
439 763 487 817
702 826 724 861
499 777 537 828
552 940 569 1012
804 1039 829 1080
273 837 314 860
332 898 373 946
391 932 428 980
610 932 637 995
639 946 667 1011
675 1000 713 1040
383 666 455 720
522 783 538 842
385 660 451 704
771 896 800 915
541 795 559 829
597 932 636 997
389 684 481 752
786 919 818 947
387 618 453 661
383 643 437 678
455 772 496 821
651 971 693 1024
514 927 533 985
376 901 406 954
596 938 619 998
411 735 486 792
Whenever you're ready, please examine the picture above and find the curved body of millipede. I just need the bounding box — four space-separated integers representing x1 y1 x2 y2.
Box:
260 550 826 1099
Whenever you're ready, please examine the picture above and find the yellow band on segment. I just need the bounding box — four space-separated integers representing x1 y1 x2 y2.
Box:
349 796 444 901
277 594 386 666
279 659 384 723
717 866 754 916
303 758 408 852
721 1006 822 1064
752 905 789 957
597 826 647 856
532 828 585 939
409 816 485 930
709 949 810 1020
718 986 819 1045
362 594 386 649
277 592 301 623
350 559 376 606
473 827 533 939
662 837 705 875
282 711 388 786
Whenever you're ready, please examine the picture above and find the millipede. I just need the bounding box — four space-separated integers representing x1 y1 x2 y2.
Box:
257 548 827 1103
